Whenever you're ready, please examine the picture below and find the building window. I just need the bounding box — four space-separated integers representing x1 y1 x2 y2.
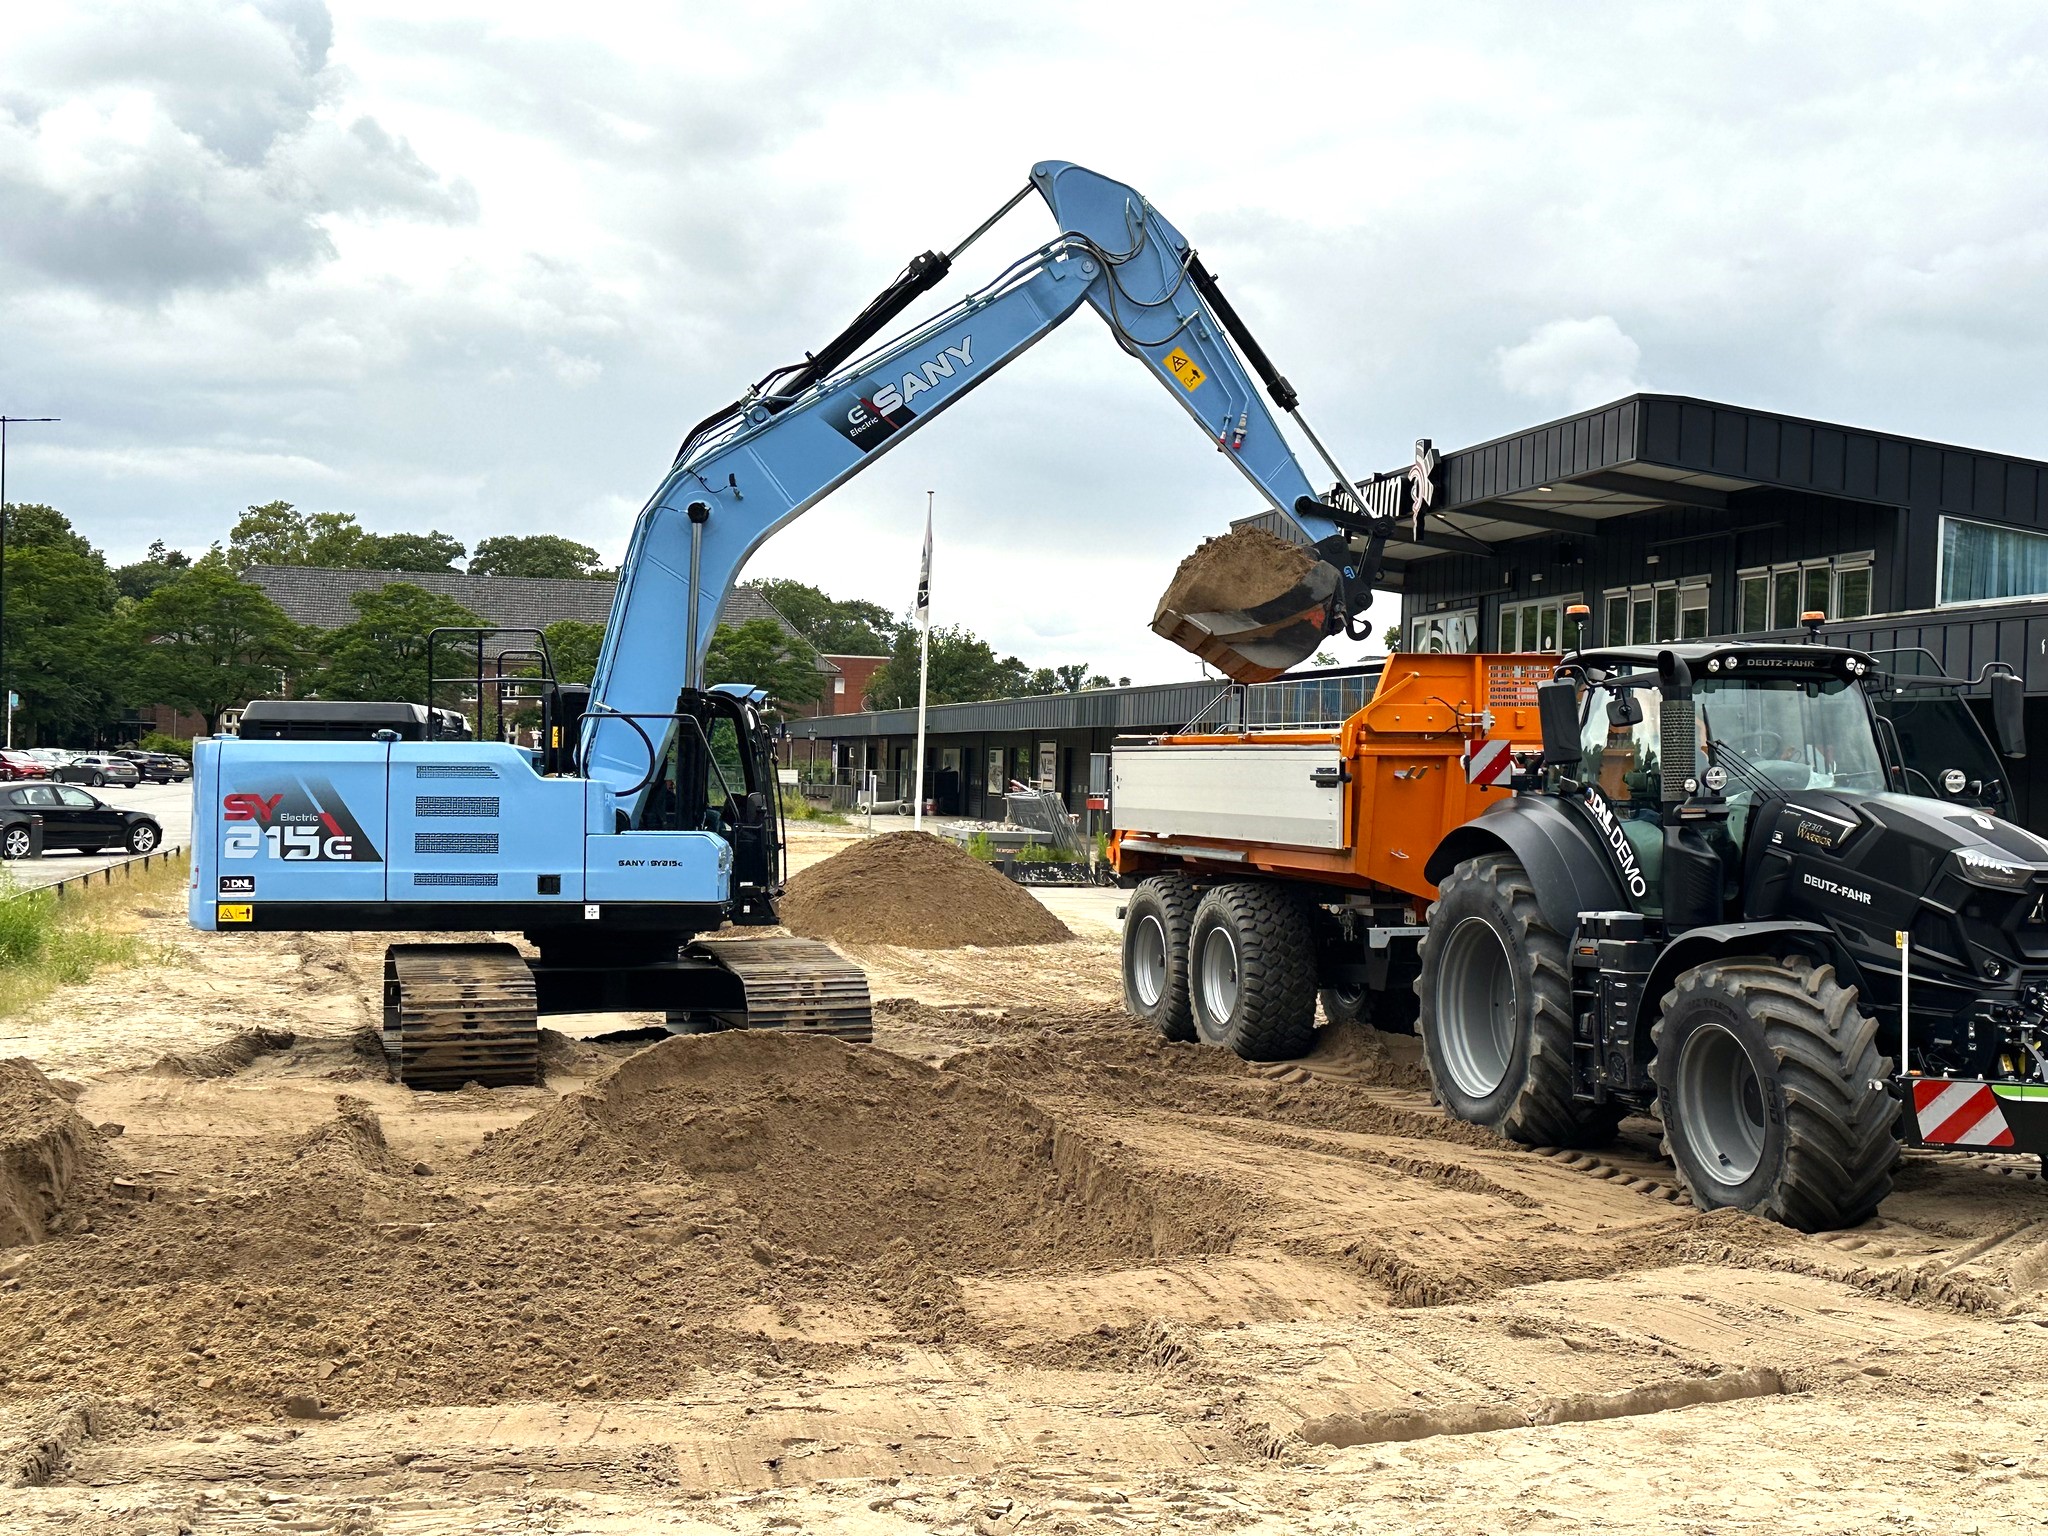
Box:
1939 517 2048 607
1409 608 1479 653
1737 555 1874 631
1498 597 1578 652
1603 580 1708 643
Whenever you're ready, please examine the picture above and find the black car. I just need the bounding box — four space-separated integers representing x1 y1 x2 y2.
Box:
0 784 162 857
118 751 188 784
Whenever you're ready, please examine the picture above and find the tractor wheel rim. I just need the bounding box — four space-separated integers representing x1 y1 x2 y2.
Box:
1197 925 1240 1028
1436 915 1518 1099
1676 1020 1767 1186
1130 913 1168 1010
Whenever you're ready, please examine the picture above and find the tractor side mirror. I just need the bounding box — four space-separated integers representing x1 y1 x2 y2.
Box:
1537 680 1581 771
1991 671 2026 759
1606 692 1643 727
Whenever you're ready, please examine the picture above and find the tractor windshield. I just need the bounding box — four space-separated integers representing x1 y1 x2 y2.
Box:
1695 676 1888 796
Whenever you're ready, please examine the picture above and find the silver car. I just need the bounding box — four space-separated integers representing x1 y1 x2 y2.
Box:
53 753 141 788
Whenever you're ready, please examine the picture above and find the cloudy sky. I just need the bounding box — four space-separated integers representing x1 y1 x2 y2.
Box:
6 2 2048 683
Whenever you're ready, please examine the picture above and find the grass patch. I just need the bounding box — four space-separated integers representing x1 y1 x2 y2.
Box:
778 788 847 825
0 852 191 1017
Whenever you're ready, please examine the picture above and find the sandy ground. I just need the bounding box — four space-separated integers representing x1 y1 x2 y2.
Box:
1 825 2046 1533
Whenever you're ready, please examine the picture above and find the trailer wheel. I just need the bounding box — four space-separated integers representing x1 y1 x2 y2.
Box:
1122 874 1197 1042
1652 956 1897 1232
1418 853 1624 1147
1188 882 1317 1061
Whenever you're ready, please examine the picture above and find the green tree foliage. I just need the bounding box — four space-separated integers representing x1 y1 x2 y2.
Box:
470 535 608 579
128 558 307 734
113 539 194 602
743 579 896 654
2 506 123 742
226 501 465 574
317 584 486 704
863 624 1037 709
703 617 824 708
541 619 605 684
357 530 466 573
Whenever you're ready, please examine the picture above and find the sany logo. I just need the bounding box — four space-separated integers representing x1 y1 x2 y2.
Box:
853 336 974 422
222 793 283 822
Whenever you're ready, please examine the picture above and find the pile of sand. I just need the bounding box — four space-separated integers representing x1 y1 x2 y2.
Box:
474 1031 1219 1275
0 1061 99 1248
1154 526 1317 622
778 831 1071 949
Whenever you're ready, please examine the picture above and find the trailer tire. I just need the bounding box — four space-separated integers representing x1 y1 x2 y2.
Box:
1651 956 1896 1232
1189 882 1318 1061
1418 853 1624 1148
1122 874 1198 1042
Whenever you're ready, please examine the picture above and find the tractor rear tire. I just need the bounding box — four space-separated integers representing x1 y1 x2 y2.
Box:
1122 874 1197 1042
1188 882 1318 1062
1652 955 1897 1231
1417 853 1624 1148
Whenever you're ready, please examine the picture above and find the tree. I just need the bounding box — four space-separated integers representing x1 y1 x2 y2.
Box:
129 559 307 734
315 583 486 704
541 619 606 684
227 502 374 571
703 617 825 708
1383 624 1403 652
470 535 608 579
356 530 466 573
4 503 98 560
743 579 895 654
2 505 122 743
113 540 193 602
864 624 1033 709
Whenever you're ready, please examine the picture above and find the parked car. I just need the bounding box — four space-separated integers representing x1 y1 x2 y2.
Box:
0 751 50 781
52 753 141 788
118 752 186 784
0 783 161 856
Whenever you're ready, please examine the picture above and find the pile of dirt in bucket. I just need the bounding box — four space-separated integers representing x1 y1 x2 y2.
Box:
0 1060 100 1248
777 831 1071 948
1154 526 1317 622
472 1031 1226 1275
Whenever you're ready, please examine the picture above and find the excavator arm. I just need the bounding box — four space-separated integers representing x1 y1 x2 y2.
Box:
587 160 1369 797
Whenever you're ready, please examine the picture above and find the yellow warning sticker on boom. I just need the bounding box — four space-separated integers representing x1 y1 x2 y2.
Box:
1162 348 1206 391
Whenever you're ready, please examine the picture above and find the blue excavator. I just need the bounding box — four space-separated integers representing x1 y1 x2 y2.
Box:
188 160 1387 1087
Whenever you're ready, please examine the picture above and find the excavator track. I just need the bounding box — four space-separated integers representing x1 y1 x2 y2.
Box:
689 936 873 1042
382 942 541 1090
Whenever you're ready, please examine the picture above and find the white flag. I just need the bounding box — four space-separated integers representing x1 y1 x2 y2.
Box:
915 498 933 631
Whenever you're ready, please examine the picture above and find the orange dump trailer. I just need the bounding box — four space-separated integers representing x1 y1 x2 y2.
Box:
1109 653 1556 1053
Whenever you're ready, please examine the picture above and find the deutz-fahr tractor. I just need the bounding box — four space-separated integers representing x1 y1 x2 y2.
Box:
1420 632 2041 1229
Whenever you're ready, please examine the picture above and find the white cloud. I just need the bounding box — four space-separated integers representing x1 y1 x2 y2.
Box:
6 2 2048 682
1494 317 1645 411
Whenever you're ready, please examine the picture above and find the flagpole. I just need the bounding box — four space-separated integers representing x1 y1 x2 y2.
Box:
913 491 933 831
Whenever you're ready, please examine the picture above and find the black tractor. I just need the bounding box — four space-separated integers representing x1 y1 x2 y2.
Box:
1419 628 2044 1231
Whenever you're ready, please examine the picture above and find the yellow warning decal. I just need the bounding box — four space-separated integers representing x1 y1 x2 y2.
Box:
1162 347 1206 391
218 903 253 924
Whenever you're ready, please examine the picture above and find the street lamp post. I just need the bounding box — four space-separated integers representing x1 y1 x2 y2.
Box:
0 415 62 746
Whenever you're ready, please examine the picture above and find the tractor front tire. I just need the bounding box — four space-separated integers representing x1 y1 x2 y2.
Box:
1122 874 1197 1042
1652 956 1897 1231
1188 882 1318 1062
1417 853 1624 1148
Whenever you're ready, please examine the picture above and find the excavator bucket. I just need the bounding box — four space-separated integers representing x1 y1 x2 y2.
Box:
1151 528 1340 684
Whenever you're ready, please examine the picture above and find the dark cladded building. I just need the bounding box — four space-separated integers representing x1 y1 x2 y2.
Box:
804 393 2048 830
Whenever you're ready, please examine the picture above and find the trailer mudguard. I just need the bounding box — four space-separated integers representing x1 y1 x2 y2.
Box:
1425 795 1627 937
1637 920 1859 1027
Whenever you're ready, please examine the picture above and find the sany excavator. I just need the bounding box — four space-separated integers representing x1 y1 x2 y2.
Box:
188 160 1389 1086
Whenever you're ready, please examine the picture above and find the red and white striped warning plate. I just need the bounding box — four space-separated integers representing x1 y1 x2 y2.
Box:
1463 738 1514 788
1912 1079 2015 1148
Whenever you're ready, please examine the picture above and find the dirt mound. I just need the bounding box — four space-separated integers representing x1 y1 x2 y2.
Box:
0 1060 100 1248
290 1095 407 1177
778 831 1071 949
150 1028 296 1081
1155 526 1317 621
475 1031 1225 1274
